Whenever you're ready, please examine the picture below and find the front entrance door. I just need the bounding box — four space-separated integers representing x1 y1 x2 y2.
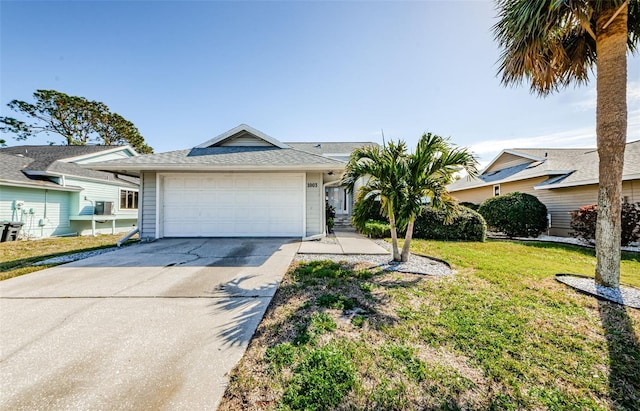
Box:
326 187 349 215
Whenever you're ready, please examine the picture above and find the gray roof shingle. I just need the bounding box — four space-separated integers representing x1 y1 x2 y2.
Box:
286 142 378 157
0 145 138 188
87 146 348 171
448 140 640 191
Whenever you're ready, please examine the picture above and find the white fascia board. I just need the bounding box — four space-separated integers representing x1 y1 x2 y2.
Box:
0 179 83 192
59 145 139 163
195 124 290 149
534 173 640 190
448 170 572 192
25 170 138 188
89 164 346 172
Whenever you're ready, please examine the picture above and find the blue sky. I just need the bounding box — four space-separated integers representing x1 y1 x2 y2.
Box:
1 0 639 167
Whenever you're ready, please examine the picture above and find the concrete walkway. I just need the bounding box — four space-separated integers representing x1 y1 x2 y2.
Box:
298 230 389 255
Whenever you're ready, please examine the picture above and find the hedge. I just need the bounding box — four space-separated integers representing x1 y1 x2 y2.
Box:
478 192 547 238
413 206 486 242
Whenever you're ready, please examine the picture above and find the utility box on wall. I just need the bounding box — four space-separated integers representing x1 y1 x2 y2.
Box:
94 201 114 215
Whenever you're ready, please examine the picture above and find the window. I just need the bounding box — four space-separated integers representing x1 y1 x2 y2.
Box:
493 184 501 197
120 190 138 210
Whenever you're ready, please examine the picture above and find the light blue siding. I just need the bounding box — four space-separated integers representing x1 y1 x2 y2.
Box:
0 186 72 238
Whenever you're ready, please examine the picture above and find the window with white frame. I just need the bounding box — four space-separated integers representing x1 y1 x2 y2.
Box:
120 189 138 210
493 184 501 197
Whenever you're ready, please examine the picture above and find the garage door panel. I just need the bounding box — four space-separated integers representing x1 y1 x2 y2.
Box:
162 173 304 237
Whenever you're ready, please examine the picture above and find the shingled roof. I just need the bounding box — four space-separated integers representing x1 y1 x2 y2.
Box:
0 145 138 188
87 146 347 174
448 140 640 192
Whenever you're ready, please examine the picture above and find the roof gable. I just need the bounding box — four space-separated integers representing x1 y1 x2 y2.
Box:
196 124 290 149
482 149 545 175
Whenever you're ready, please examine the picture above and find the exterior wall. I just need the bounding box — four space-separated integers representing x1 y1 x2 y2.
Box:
72 150 134 164
69 219 138 236
305 172 323 236
140 172 157 240
485 154 534 173
65 178 138 219
0 185 72 238
451 177 640 237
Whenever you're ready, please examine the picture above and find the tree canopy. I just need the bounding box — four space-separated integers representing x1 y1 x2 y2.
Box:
0 90 153 154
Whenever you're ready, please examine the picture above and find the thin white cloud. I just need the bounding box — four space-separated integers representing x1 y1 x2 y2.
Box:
572 81 640 112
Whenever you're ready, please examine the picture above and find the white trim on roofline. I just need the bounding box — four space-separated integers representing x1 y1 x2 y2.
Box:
448 170 574 192
90 164 346 172
23 171 138 188
195 124 290 149
0 179 83 192
480 149 547 175
534 173 640 190
58 145 138 163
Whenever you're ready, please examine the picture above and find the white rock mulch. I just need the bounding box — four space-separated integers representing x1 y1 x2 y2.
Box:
33 247 119 266
295 239 454 277
556 275 640 309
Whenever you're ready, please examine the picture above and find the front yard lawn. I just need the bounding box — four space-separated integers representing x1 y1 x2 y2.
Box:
220 239 640 410
0 234 135 281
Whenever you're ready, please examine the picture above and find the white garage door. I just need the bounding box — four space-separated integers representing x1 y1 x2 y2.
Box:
162 173 304 237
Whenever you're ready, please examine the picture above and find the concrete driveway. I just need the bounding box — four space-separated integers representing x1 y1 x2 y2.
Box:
0 238 299 410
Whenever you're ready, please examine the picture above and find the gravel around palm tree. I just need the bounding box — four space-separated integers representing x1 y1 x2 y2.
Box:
342 133 477 262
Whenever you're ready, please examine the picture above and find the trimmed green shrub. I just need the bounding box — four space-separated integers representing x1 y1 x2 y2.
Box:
459 201 480 211
352 192 386 233
413 206 486 242
478 192 547 238
570 202 640 246
361 220 391 238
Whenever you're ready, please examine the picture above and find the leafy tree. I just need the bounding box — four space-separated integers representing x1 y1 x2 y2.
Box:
493 0 639 288
342 133 477 262
0 89 153 153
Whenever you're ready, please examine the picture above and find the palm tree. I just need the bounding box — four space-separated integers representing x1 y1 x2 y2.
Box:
342 141 408 261
493 0 639 288
399 133 478 262
342 134 477 262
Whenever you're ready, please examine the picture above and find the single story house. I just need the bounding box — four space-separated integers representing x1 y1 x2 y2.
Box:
87 124 375 240
447 140 640 236
0 145 140 238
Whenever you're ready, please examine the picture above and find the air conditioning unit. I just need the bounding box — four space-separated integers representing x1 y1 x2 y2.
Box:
94 201 114 215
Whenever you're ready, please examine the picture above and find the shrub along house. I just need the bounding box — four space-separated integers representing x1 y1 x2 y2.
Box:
0 145 139 238
447 140 640 236
86 124 376 240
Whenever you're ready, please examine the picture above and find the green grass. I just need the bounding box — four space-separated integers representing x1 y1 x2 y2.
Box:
0 234 137 281
219 240 640 410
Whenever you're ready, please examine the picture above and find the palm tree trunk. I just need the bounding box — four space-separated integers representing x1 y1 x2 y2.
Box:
388 203 401 262
400 216 415 262
594 2 628 288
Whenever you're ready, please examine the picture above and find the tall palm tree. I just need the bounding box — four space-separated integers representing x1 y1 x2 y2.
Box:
342 141 408 261
494 0 639 287
399 133 478 262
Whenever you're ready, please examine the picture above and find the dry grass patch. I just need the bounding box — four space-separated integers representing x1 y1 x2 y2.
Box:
220 240 640 410
0 234 136 281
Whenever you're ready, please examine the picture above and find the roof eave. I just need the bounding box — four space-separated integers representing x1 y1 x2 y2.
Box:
195 124 290 149
534 173 640 190
0 179 84 192
448 170 574 192
88 164 346 173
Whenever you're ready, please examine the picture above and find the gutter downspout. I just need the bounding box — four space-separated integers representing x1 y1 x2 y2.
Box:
117 227 139 247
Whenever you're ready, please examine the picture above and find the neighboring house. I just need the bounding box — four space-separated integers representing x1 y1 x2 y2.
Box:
87 124 376 240
0 145 140 238
448 140 640 236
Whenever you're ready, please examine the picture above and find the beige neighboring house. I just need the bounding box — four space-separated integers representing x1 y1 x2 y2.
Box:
447 140 640 237
86 124 375 240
